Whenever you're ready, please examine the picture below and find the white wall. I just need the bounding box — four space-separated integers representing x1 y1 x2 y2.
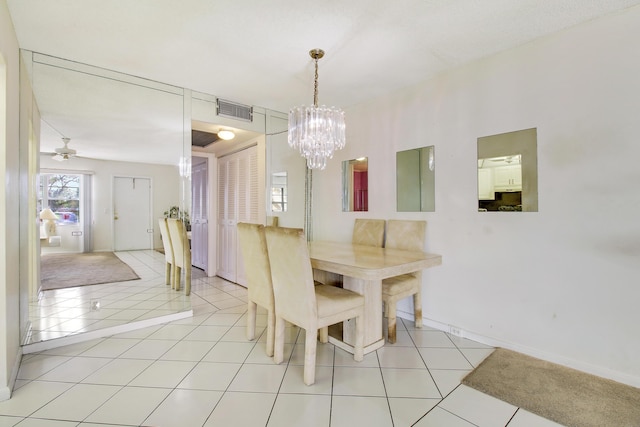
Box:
40 155 181 251
313 7 640 386
0 0 23 400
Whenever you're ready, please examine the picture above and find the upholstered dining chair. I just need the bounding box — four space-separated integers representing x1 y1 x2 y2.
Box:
237 222 275 357
167 218 191 296
265 226 365 385
158 218 175 288
352 218 386 247
382 219 427 343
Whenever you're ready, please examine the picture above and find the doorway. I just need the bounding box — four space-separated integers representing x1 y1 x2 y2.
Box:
113 176 153 250
191 157 209 272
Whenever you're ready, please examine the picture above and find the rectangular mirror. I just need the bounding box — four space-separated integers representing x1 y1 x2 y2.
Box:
477 128 538 212
271 171 287 212
396 146 435 212
342 158 368 212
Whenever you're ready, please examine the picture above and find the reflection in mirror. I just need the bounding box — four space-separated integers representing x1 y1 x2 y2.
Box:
477 128 538 212
22 51 191 347
271 172 288 212
342 158 368 212
396 146 435 212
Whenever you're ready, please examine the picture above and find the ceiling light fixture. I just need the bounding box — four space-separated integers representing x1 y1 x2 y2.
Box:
288 49 345 170
217 129 235 140
53 137 76 161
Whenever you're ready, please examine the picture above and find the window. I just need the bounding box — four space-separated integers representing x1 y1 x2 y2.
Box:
38 174 82 224
270 171 287 212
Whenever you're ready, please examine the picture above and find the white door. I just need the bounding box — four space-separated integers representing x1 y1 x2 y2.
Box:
191 159 208 272
217 157 237 282
113 176 153 251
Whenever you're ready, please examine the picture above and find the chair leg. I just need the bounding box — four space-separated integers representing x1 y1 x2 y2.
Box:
319 327 329 343
304 328 318 386
184 265 191 296
387 300 397 344
413 290 423 328
274 316 286 364
165 262 172 286
173 266 181 291
354 315 364 362
247 300 257 341
266 308 275 357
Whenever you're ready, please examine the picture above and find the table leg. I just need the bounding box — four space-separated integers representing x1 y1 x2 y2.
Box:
329 276 384 355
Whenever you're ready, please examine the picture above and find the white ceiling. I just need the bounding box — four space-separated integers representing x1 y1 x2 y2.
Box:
7 0 640 164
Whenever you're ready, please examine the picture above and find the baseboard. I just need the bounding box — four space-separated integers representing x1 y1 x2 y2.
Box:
22 309 193 354
0 386 9 402
396 309 640 389
0 346 23 402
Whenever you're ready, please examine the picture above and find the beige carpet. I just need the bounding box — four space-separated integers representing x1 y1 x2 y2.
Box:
41 252 140 291
462 348 640 427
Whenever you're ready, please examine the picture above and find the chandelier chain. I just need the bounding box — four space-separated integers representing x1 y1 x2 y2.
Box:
313 56 319 107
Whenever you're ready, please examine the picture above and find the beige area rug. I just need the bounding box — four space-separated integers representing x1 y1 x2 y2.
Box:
462 348 640 427
41 252 140 291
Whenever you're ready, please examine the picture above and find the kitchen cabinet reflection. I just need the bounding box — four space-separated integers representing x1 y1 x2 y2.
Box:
477 128 538 212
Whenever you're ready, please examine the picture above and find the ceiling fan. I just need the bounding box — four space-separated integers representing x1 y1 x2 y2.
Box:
52 137 77 161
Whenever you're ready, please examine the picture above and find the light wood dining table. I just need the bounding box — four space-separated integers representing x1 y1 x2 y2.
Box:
308 241 442 355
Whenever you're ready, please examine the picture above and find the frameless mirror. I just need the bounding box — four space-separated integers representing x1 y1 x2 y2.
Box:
22 51 191 346
477 128 538 212
396 146 435 212
342 158 368 212
271 171 287 212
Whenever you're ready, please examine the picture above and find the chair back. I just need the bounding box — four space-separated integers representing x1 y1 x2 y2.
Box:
158 218 174 263
385 220 426 251
167 218 190 269
264 226 317 328
237 223 274 307
352 218 385 247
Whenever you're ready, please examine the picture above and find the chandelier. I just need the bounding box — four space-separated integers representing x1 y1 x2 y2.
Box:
288 49 346 170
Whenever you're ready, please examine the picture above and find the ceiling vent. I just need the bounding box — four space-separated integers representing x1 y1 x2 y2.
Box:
191 130 219 148
216 98 253 122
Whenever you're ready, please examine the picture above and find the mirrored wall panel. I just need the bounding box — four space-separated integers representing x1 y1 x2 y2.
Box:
477 128 538 212
342 158 368 212
396 146 435 212
271 171 288 212
22 51 191 346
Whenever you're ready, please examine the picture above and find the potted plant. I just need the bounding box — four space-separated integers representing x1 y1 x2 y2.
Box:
163 206 191 231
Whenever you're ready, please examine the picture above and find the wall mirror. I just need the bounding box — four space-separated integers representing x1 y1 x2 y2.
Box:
21 51 191 346
396 146 435 212
271 171 288 212
477 128 538 212
342 157 368 212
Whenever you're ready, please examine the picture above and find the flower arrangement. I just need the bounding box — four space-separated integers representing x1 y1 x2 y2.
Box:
163 206 190 230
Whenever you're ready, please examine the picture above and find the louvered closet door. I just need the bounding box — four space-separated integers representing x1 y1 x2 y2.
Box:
217 146 259 284
235 148 259 286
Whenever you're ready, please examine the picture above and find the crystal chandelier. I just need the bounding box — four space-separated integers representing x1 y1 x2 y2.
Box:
288 49 346 170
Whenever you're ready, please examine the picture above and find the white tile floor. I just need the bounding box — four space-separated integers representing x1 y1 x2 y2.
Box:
26 251 194 345
2 251 566 426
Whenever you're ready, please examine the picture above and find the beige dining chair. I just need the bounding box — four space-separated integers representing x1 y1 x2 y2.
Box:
266 216 279 227
237 222 275 357
167 218 191 296
382 219 427 343
352 218 385 247
158 218 175 288
265 226 365 385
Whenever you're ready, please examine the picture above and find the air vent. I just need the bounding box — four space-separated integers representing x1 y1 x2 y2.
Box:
216 98 253 122
192 130 219 148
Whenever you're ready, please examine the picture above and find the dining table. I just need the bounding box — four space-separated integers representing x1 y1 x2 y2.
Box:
308 241 442 355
